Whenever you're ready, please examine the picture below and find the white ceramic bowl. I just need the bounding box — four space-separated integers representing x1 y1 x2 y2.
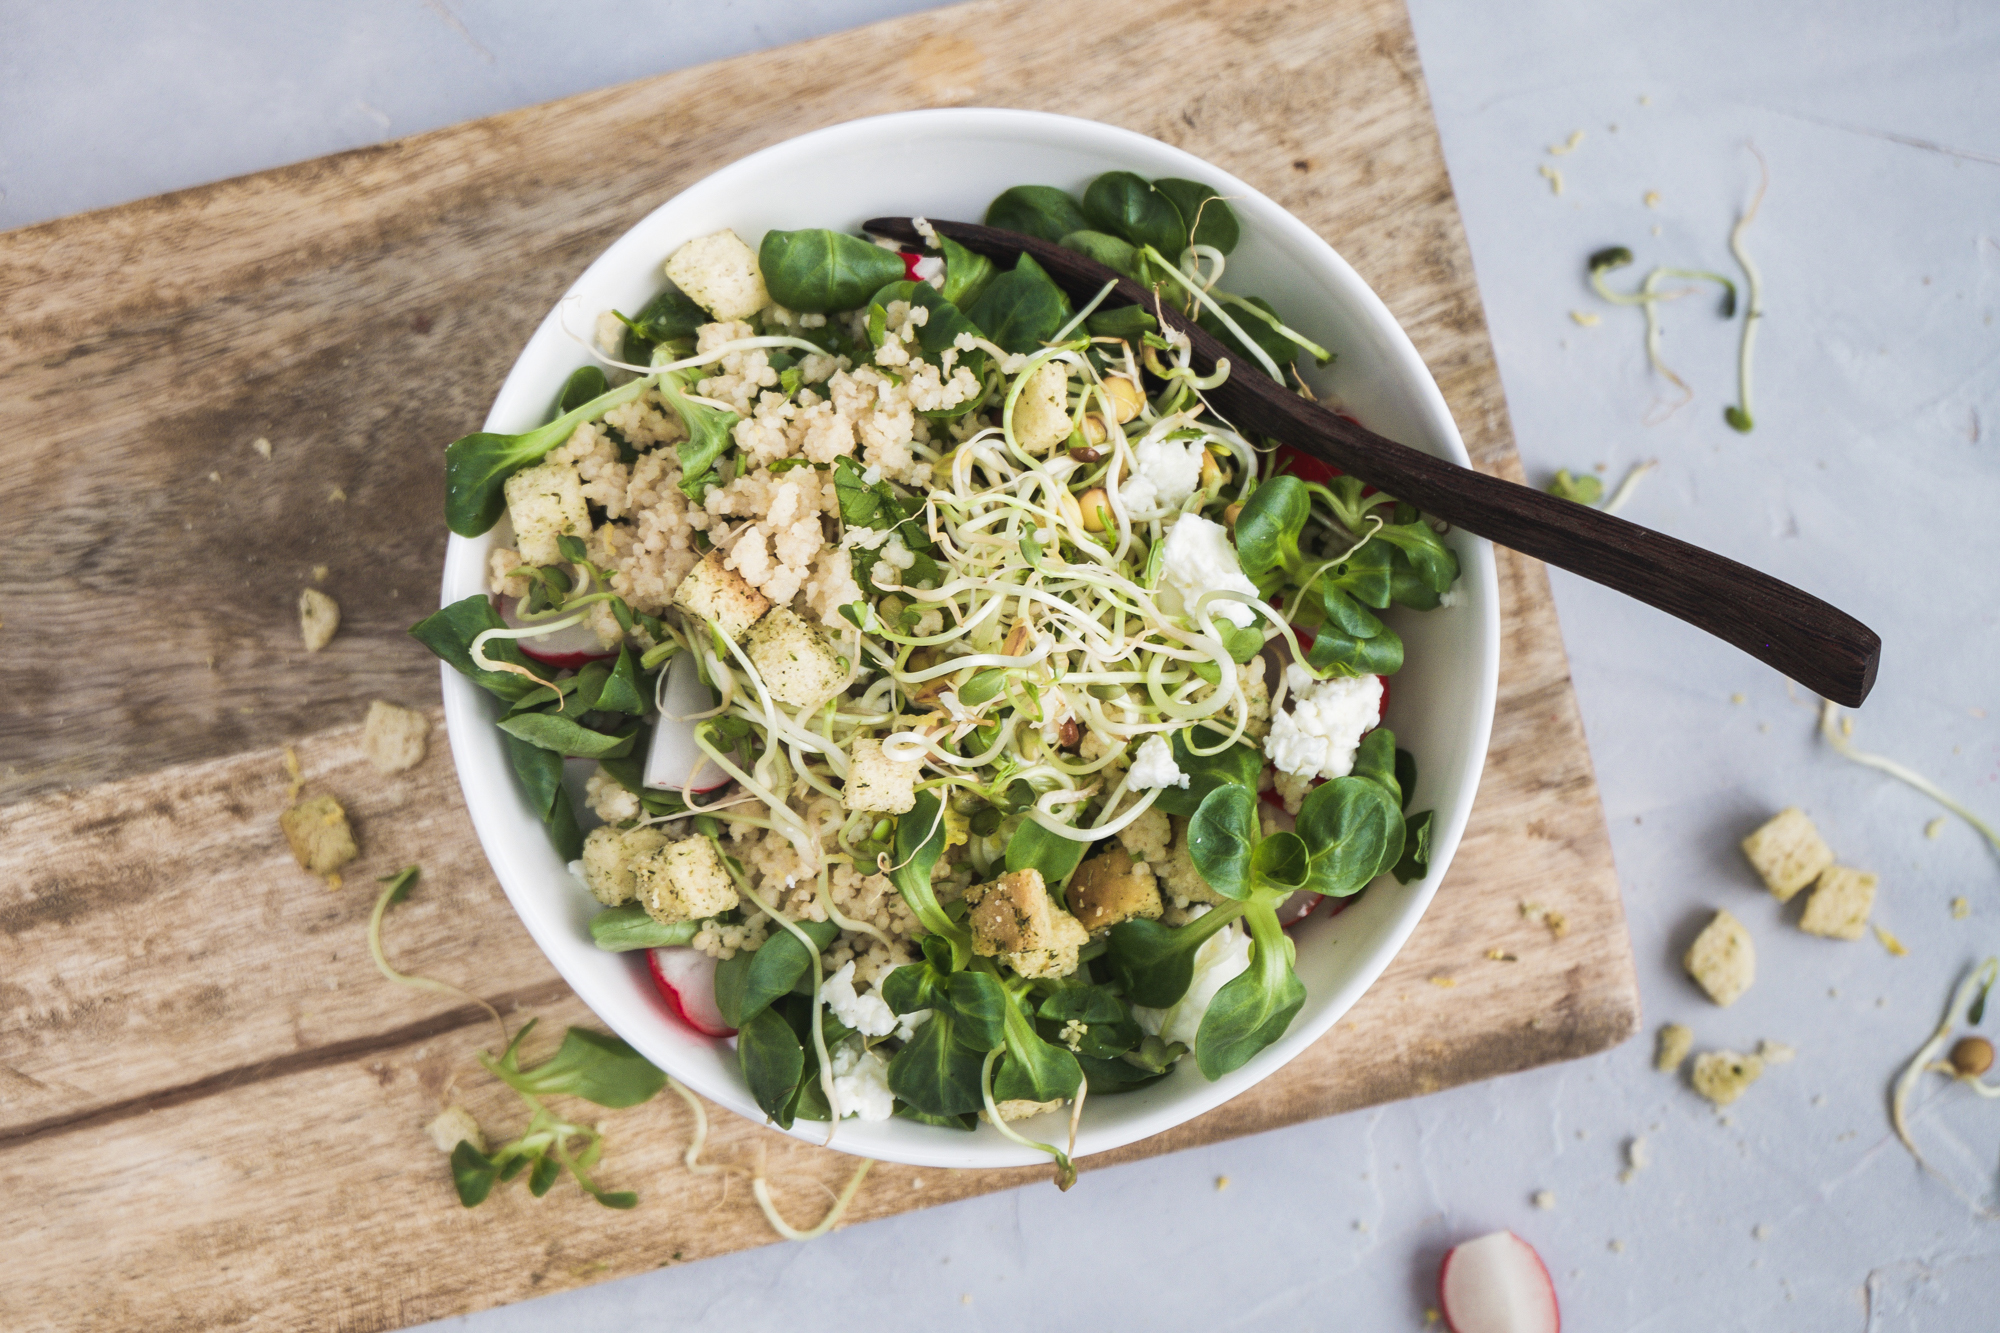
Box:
439 108 1500 1168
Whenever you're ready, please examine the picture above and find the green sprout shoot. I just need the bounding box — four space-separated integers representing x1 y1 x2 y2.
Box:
1725 146 1769 433
1546 469 1604 505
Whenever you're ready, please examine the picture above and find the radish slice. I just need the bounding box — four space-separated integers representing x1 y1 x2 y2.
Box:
1439 1231 1560 1333
644 652 731 793
648 946 734 1037
1275 891 1325 929
494 595 617 669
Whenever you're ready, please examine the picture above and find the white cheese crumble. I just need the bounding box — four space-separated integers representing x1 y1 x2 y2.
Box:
1132 911 1252 1049
829 1036 896 1122
1265 666 1384 781
825 961 929 1042
1120 438 1205 515
1128 734 1190 790
1159 513 1259 628
878 533 917 571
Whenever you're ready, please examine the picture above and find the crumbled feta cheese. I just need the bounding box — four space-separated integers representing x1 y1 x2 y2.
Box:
1128 734 1190 790
1133 914 1252 1048
825 961 928 1041
829 1037 897 1122
1159 513 1259 628
1121 437 1205 514
878 533 917 570
1265 667 1384 780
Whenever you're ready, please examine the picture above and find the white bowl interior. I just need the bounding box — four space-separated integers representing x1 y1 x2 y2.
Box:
440 108 1500 1168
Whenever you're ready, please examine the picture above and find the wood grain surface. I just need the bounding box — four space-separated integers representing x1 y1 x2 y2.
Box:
0 0 1638 1329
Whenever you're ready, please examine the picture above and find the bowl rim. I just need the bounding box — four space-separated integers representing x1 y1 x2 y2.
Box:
439 106 1500 1168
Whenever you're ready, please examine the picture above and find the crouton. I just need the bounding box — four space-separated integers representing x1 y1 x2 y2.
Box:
664 229 770 321
1067 846 1164 932
746 606 845 708
361 700 429 774
298 587 340 652
281 794 357 877
579 824 670 907
966 867 1091 979
632 834 738 923
426 1105 485 1155
673 550 772 644
1158 815 1227 906
1691 1049 1764 1106
1011 360 1072 456
1118 806 1172 864
846 737 921 815
503 458 590 566
1655 1022 1693 1072
1740 807 1834 901
1683 908 1755 1006
1799 865 1877 940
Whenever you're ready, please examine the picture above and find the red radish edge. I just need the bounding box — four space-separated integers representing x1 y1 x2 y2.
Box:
901 250 924 281
491 594 618 669
1438 1230 1560 1333
647 946 734 1038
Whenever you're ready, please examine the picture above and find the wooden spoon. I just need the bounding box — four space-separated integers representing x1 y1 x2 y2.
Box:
865 216 1880 706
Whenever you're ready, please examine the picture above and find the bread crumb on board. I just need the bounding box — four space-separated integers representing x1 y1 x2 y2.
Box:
253 436 273 460
1757 1039 1796 1065
1655 1023 1694 1072
363 700 430 775
1800 865 1878 940
1741 808 1834 902
1683 909 1755 1006
281 793 357 880
1521 900 1569 939
426 1105 485 1155
1619 1135 1649 1183
1952 896 1971 920
299 587 340 652
1692 1050 1764 1106
1872 922 1908 956
1532 1189 1556 1210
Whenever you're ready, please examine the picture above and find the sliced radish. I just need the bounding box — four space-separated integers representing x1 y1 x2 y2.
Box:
1439 1230 1560 1333
644 651 731 793
1275 891 1325 930
901 249 923 282
493 594 617 669
648 946 734 1037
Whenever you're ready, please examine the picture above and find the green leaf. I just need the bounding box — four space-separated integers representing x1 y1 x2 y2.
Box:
450 1141 498 1207
887 1010 987 1117
1086 303 1158 342
1219 621 1266 664
546 785 584 862
1329 539 1396 609
377 865 420 905
1372 520 1459 594
1004 819 1087 888
1195 906 1305 1078
1233 475 1309 579
658 367 740 501
1188 785 1259 901
1304 588 1403 678
958 667 1008 706
558 365 609 414
965 253 1073 355
1390 809 1435 885
713 919 839 1028
528 1152 562 1197
758 229 909 313
945 970 1010 1051
831 455 905 530
1197 295 1298 378
1038 985 1129 1026
736 1006 806 1126
1105 902 1245 1009
1152 727 1265 817
617 286 707 362
589 903 701 952
409 595 544 702
890 793 973 969
1351 728 1400 802
1393 748 1418 811
586 643 648 715
895 1103 978 1131
936 231 997 309
443 375 655 537
1059 229 1141 279
1251 831 1311 892
867 279 990 387
1152 178 1240 254
502 731 565 827
1294 776 1405 898
881 959 946 1015
496 1027 667 1108
496 712 638 759
1083 171 1188 257
984 185 1092 244
994 1027 1083 1105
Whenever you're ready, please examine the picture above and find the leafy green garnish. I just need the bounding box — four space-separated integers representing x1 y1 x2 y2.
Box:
658 366 739 500
758 229 908 313
1083 171 1188 259
888 792 973 969
1152 178 1240 254
443 374 655 537
1547 469 1604 505
408 595 542 702
965 253 1074 355
984 185 1092 244
588 903 700 951
936 231 996 309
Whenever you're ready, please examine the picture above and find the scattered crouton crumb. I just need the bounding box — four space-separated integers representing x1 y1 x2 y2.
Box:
1215 1175 1230 1191
253 436 273 460
1644 191 1662 208
1429 975 1458 988
362 700 430 774
1758 1040 1796 1065
208 471 221 483
1549 130 1586 155
1656 1023 1694 1072
1973 707 1988 719
312 564 329 582
961 1295 973 1306
1872 923 1908 956
299 587 340 652
1730 692 1746 704
1620 1135 1649 1183
1532 1190 1556 1210
282 746 305 800
1639 93 1653 105
1752 1224 1771 1241
1570 310 1601 326
281 793 358 879
1539 164 1565 195
1521 901 1570 938
1926 817 1948 839
1684 908 1756 1006
426 1105 485 1155
1486 948 1518 962
1353 1219 1369 1232
1800 865 1878 940
1953 896 1971 920
1691 1050 1764 1106
1609 1239 1626 1253
329 487 348 503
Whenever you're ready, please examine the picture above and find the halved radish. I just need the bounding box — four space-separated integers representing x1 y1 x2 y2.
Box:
1276 891 1325 930
644 651 731 794
648 946 734 1037
1439 1230 1560 1333
493 594 617 670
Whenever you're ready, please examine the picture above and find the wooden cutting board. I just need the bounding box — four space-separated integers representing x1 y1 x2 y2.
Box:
0 1 1638 1328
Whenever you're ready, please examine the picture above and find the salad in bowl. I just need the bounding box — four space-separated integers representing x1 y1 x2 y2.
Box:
427 110 1498 1174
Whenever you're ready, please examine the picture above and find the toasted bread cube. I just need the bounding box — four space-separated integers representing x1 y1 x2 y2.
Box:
1067 846 1163 932
966 867 1091 979
503 458 590 566
1741 807 1834 901
425 1105 486 1155
1011 359 1071 456
674 550 772 644
846 737 921 815
631 834 738 923
298 587 340 652
1117 806 1172 864
281 794 357 876
664 229 769 321
362 700 430 774
1799 865 1877 940
983 1097 1066 1124
579 824 670 907
1691 1049 1764 1106
1683 909 1755 1006
1655 1022 1694 1072
1158 815 1226 906
746 606 845 708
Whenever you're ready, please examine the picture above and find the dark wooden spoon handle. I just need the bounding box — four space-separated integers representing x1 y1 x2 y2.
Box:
865 216 1880 706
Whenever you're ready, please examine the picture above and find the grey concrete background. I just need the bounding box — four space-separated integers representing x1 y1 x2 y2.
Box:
8 2 1997 1328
